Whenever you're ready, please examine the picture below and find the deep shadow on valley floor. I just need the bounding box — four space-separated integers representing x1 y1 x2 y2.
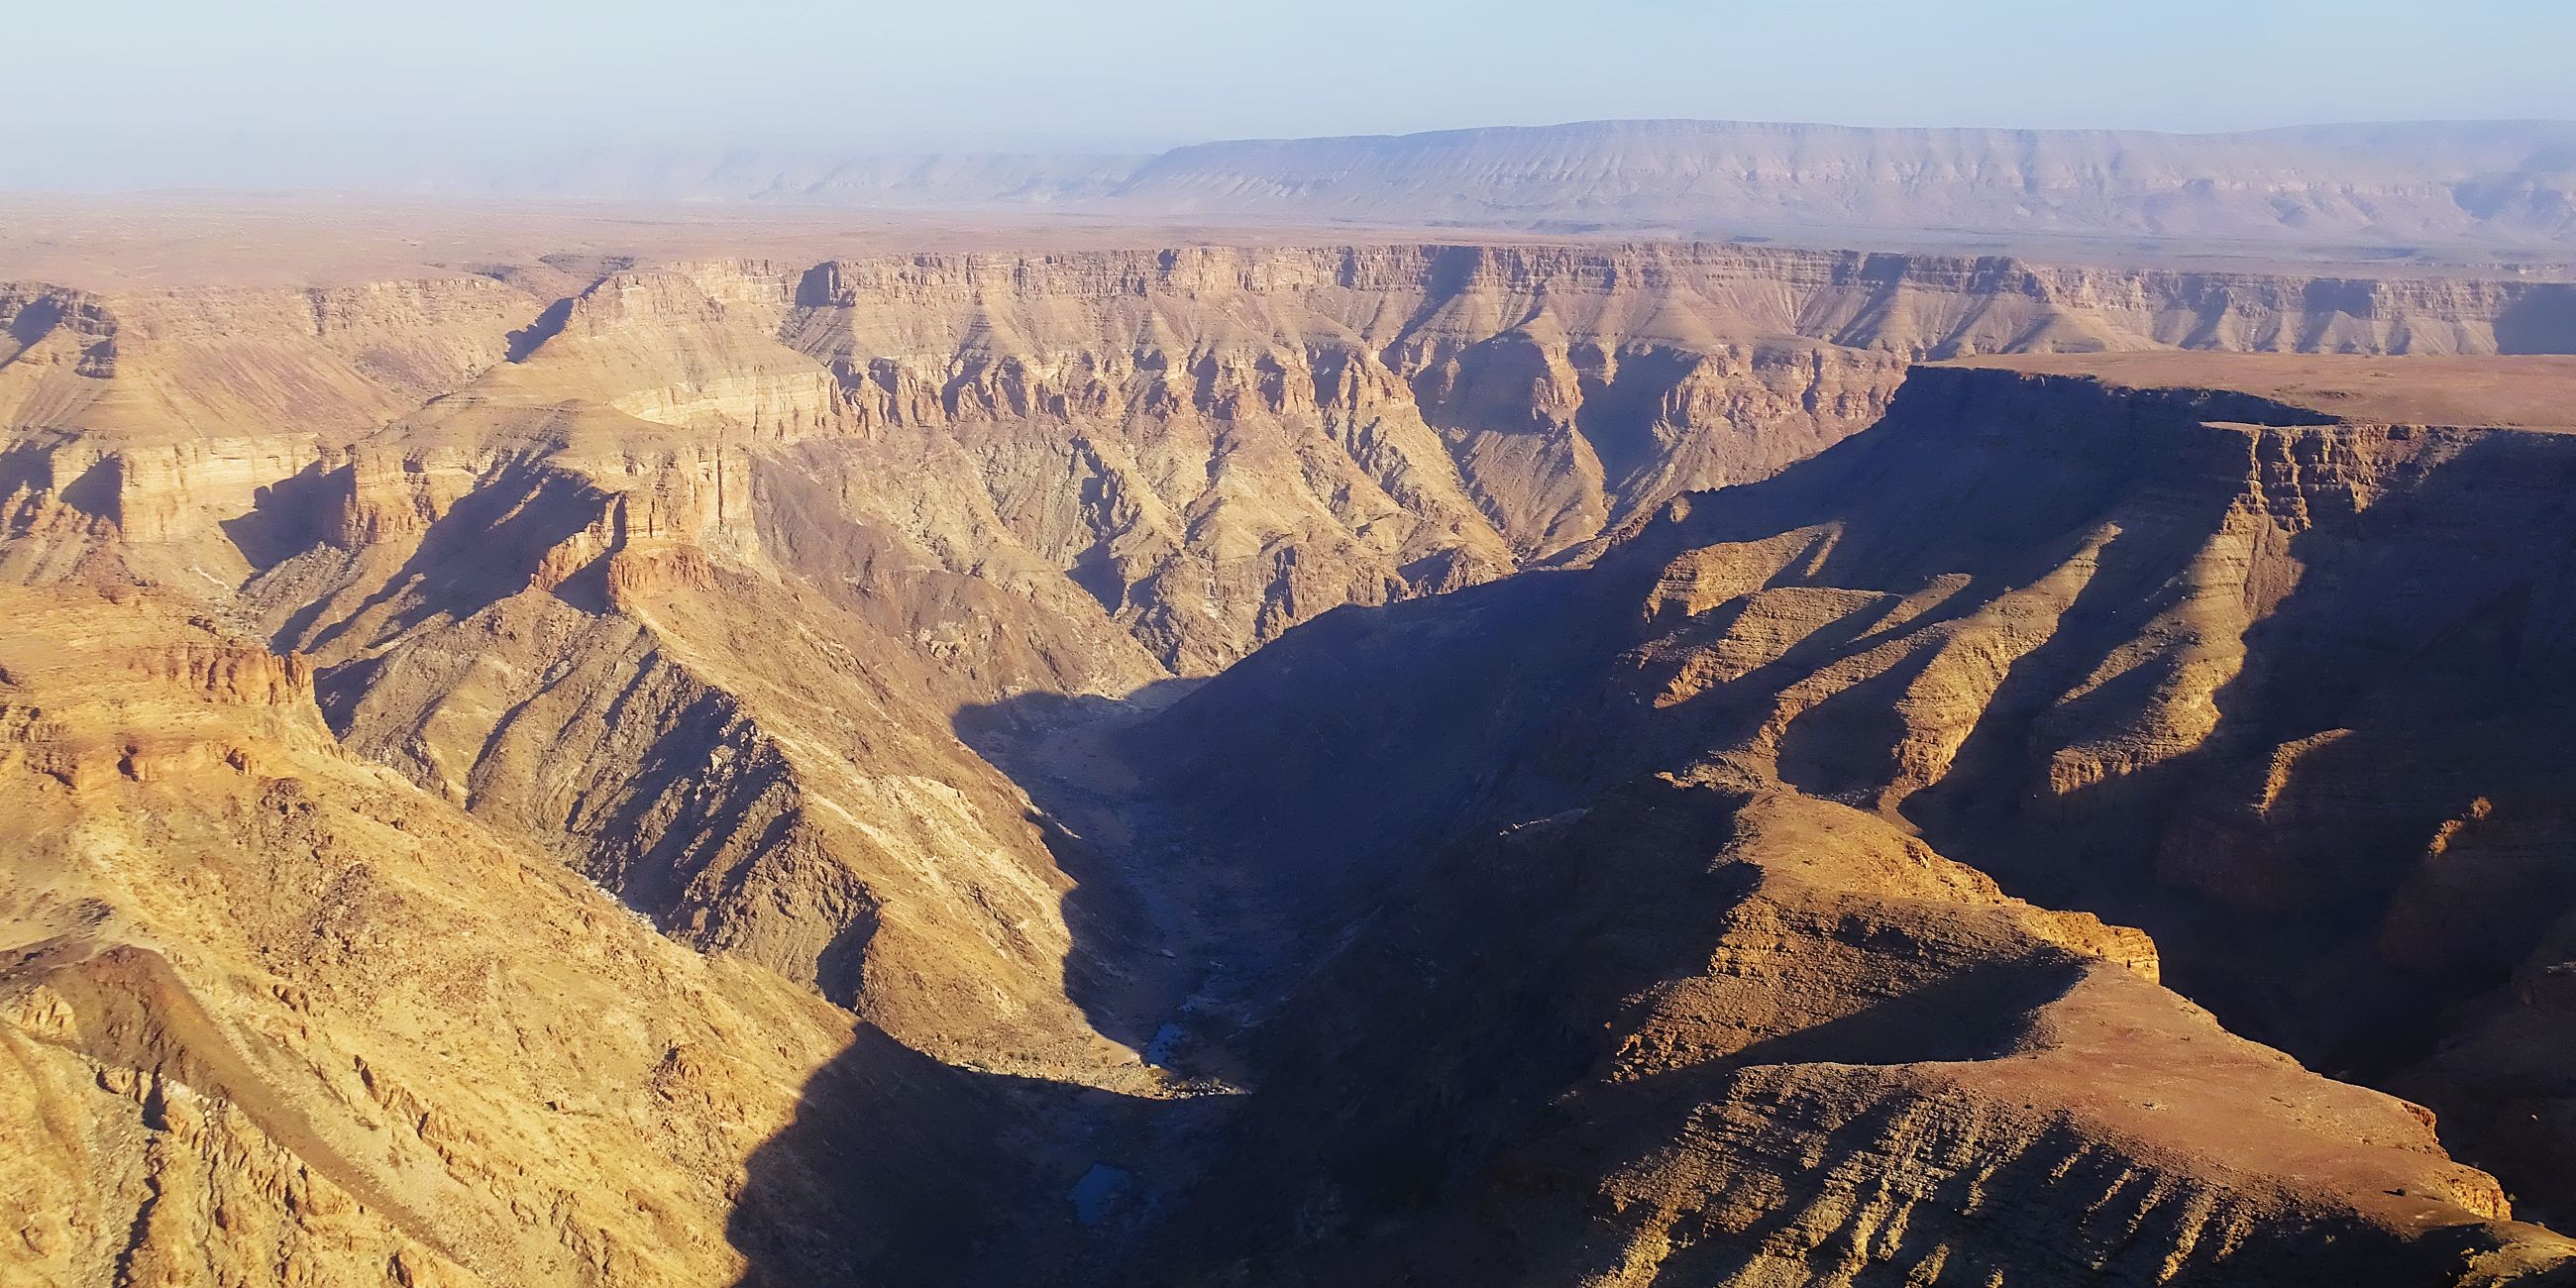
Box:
721 372 2576 1284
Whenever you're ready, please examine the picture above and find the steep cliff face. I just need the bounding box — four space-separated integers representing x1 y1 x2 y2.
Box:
236 277 1161 1072
774 243 2575 669
0 274 530 584
777 246 1902 669
6 241 2573 1091
10 244 2574 668
6 239 2576 1287
1135 356 2576 1271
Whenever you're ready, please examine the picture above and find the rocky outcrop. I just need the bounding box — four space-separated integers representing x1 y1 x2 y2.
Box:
1086 784 2562 1285
248 450 1140 1074
769 243 2576 669
0 586 861 1288
1136 354 2576 1265
202 240 2566 1064
11 244 2574 668
0 274 530 584
9 234 2576 1287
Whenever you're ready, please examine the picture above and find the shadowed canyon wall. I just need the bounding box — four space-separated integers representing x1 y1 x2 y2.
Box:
4 242 2576 1285
1126 361 2576 1270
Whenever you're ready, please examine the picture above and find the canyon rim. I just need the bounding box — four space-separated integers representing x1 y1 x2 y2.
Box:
8 5 2576 1285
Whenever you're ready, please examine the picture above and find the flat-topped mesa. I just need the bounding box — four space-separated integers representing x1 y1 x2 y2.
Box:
313 431 753 597
61 119 2570 251
483 269 847 441
1942 350 2576 430
0 274 529 581
1088 120 2576 247
0 275 527 444
297 267 864 592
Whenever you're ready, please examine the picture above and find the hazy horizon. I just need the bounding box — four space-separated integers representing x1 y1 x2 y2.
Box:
12 0 2576 192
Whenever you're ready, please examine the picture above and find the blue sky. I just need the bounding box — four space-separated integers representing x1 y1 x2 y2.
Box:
11 0 2575 186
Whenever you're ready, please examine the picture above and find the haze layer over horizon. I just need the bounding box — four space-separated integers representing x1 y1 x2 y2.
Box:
11 0 2576 192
